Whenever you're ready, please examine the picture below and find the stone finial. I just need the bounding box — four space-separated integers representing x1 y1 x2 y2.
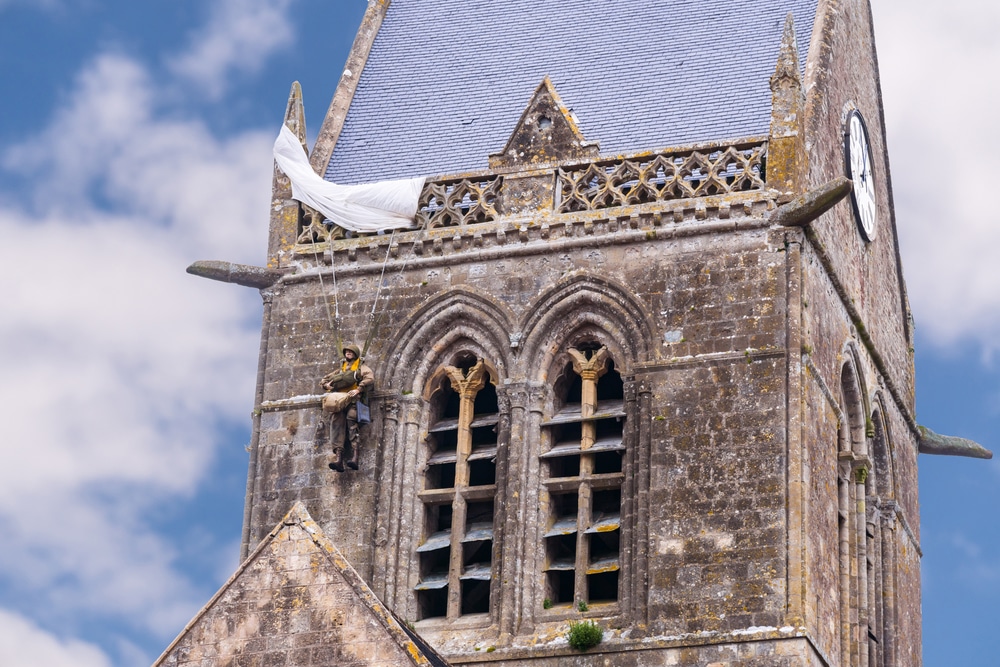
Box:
284 81 307 151
766 14 807 197
770 14 801 90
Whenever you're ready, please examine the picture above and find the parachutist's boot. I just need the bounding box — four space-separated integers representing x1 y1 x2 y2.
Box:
329 448 345 472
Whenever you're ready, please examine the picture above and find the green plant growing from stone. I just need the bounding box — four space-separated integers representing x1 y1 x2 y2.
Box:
577 600 589 612
543 597 553 609
567 620 603 651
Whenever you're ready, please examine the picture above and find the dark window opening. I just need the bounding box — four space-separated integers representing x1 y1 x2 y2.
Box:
547 533 576 569
560 365 583 407
418 356 503 622
463 540 492 568
595 416 623 440
593 451 622 474
427 503 453 534
474 382 499 415
471 424 497 446
587 571 619 603
551 493 579 523
589 530 620 561
593 488 622 515
461 579 491 615
420 547 450 578
468 459 496 486
596 362 624 402
425 462 456 490
547 453 580 479
418 588 448 620
438 382 461 420
547 570 575 605
554 421 583 442
454 354 478 372
429 429 457 453
466 501 494 528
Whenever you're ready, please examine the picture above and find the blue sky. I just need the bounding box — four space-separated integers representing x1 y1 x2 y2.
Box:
0 1 996 665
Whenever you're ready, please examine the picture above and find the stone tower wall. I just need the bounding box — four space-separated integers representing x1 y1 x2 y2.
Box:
248 190 822 663
799 0 922 663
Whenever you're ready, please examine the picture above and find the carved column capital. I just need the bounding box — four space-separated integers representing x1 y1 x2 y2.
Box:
383 397 401 422
568 346 610 381
623 380 638 403
444 359 489 397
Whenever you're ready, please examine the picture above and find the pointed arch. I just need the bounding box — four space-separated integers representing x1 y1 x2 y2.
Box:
868 393 897 667
869 393 895 499
381 286 516 393
839 343 867 456
838 350 866 666
377 287 512 624
519 273 657 382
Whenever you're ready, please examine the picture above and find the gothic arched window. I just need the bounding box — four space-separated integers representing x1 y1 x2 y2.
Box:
540 343 625 609
838 360 892 667
865 406 895 667
415 356 500 621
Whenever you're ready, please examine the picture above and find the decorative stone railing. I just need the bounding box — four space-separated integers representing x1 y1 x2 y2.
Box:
295 139 767 242
556 141 767 213
416 175 502 228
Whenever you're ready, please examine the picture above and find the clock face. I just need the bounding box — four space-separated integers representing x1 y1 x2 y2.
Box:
845 110 877 241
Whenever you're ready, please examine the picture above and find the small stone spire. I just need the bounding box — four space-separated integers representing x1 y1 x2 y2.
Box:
268 82 308 266
771 13 801 89
283 81 307 152
766 14 807 197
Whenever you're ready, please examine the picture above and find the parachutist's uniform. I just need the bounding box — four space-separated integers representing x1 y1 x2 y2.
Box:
317 344 374 471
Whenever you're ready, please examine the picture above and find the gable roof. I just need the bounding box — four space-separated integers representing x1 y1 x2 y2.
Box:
154 502 450 667
324 0 817 184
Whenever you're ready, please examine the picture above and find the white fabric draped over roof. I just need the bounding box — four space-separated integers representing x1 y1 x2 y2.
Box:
273 125 424 233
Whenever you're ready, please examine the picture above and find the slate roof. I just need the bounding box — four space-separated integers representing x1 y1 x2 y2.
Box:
325 0 817 184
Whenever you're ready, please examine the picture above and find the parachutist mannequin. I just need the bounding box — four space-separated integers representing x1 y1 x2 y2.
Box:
316 343 374 472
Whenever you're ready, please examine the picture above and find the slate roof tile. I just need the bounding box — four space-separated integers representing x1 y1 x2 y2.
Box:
326 0 815 184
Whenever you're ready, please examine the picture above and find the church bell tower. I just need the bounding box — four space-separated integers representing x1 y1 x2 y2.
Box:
159 1 992 665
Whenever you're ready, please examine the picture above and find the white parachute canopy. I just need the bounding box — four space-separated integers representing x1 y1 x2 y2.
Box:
272 124 425 233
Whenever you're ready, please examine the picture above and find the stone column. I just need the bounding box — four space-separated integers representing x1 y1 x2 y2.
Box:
567 347 610 604
372 396 401 601
499 381 547 638
443 361 488 620
385 396 423 616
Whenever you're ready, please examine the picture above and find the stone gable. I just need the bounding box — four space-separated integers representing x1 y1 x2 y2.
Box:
154 503 449 667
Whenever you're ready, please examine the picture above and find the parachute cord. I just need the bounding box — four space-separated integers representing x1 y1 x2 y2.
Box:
309 215 342 354
361 228 396 361
360 217 429 361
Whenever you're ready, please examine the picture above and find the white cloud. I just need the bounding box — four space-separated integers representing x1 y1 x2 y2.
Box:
946 532 1000 585
0 609 112 667
0 46 272 652
874 0 1000 350
169 0 297 95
